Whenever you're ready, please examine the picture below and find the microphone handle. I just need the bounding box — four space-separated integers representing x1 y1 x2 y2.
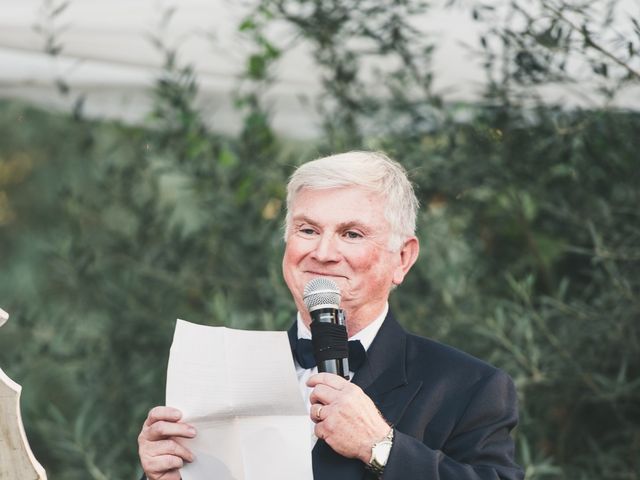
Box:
310 308 350 379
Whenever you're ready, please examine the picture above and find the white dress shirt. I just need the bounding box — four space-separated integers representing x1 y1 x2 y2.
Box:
294 303 389 446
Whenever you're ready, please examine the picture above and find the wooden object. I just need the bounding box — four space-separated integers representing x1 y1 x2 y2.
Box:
0 307 47 479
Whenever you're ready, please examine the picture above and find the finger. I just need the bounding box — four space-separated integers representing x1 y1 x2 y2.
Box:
309 384 341 406
310 403 326 423
146 439 195 463
314 421 329 442
145 406 183 427
146 468 181 480
307 372 349 390
144 453 185 477
143 420 197 441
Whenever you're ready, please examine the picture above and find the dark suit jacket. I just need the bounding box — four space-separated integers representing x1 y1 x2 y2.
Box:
289 311 524 480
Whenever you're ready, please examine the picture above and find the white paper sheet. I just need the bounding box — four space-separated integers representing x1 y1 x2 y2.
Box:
0 307 8 328
166 319 312 480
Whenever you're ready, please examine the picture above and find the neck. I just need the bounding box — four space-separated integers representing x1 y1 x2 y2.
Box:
300 302 387 338
343 303 387 336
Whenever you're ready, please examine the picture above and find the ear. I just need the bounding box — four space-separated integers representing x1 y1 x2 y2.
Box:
392 236 420 286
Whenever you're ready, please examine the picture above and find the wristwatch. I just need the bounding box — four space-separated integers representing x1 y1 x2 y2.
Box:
366 428 394 478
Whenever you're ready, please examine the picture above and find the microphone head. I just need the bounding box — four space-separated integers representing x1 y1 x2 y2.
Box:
303 277 341 312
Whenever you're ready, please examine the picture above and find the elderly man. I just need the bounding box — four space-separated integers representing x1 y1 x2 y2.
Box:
138 151 523 480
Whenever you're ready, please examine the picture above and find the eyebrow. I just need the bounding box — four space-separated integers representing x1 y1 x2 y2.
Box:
292 215 373 233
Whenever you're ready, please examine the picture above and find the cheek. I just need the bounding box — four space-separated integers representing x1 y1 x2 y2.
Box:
283 239 309 282
282 249 298 295
282 246 295 277
350 248 397 285
283 238 304 265
348 247 383 273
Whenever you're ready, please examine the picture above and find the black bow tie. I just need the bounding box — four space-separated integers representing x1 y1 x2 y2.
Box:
292 338 367 372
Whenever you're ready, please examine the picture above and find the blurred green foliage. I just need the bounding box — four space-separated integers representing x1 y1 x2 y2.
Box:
0 0 639 478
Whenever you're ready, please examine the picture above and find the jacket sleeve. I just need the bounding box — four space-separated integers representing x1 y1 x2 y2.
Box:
382 370 524 480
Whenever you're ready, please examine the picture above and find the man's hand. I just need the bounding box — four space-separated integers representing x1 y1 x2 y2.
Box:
307 373 391 463
138 406 196 480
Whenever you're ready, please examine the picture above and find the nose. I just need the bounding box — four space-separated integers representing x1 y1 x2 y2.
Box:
311 233 341 262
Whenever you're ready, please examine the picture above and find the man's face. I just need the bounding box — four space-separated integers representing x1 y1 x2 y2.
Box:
283 186 417 335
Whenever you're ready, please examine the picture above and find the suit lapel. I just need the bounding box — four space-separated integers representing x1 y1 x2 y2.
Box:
312 439 364 480
311 311 423 480
354 312 422 426
352 311 408 393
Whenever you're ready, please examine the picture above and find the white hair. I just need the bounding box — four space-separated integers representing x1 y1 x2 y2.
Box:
285 151 419 251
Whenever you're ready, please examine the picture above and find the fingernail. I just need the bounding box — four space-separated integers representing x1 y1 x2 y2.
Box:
188 427 197 436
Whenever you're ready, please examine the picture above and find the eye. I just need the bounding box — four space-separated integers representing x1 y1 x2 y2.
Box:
344 230 363 240
298 227 317 236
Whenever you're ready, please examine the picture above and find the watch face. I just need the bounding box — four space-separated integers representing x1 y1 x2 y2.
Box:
373 441 392 465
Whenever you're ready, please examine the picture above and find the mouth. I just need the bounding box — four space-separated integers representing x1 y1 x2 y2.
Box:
305 271 347 280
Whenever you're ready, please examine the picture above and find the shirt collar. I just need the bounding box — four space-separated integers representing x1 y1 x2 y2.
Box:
296 303 388 352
